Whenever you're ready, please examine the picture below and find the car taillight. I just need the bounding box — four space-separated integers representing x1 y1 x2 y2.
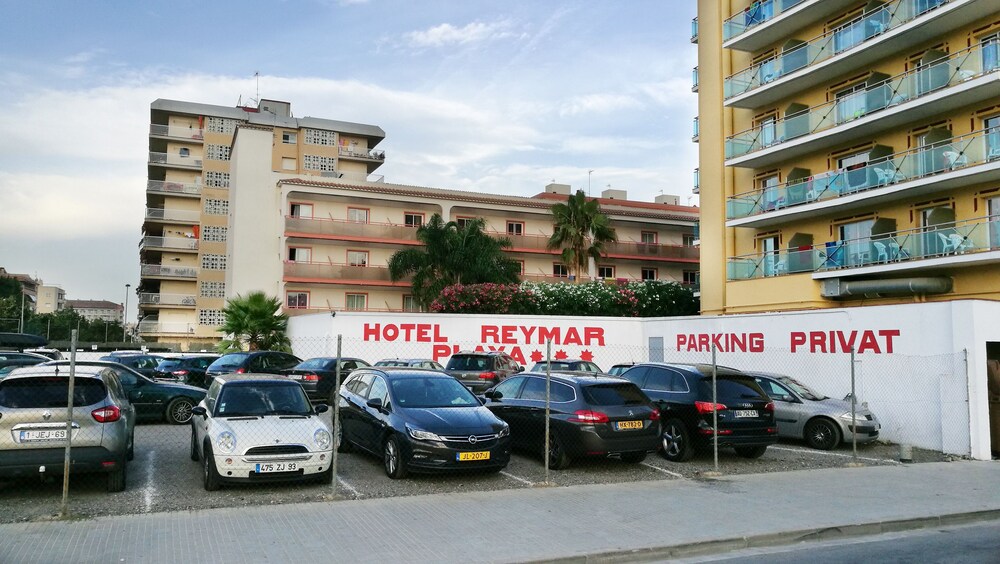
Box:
302 373 320 381
695 401 727 414
92 406 120 423
172 370 189 376
764 402 775 412
649 409 660 421
569 410 609 424
235 368 246 374
478 372 498 380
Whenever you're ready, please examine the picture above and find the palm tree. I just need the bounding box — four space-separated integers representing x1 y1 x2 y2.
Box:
388 214 521 306
217 291 291 352
547 190 617 282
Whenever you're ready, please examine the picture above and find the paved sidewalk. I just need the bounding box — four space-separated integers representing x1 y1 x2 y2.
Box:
1 461 998 563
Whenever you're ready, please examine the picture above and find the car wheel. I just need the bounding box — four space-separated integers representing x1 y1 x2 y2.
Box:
127 430 135 461
619 452 647 464
660 419 694 462
734 445 768 459
166 397 195 425
335 424 352 453
107 456 127 493
805 418 841 450
203 444 221 491
547 431 571 470
383 436 407 479
189 429 199 461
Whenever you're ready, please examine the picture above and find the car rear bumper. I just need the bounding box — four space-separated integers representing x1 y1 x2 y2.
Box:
564 427 660 457
691 428 779 450
0 446 123 477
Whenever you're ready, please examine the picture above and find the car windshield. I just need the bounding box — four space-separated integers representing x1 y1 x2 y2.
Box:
778 376 826 400
391 377 479 408
209 353 250 370
0 377 107 408
216 383 312 417
445 355 490 371
580 383 647 406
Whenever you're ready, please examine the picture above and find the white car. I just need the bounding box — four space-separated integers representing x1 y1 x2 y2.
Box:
190 374 333 490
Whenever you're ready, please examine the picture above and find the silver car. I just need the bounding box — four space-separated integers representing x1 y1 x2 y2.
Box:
0 365 136 491
749 372 880 450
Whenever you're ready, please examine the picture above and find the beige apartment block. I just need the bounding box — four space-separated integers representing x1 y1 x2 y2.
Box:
35 285 65 314
695 0 1000 314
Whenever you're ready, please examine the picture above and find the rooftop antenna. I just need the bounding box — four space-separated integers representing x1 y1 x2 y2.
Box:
588 170 594 196
253 71 260 106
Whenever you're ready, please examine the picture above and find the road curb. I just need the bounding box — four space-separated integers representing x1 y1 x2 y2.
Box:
529 509 1000 563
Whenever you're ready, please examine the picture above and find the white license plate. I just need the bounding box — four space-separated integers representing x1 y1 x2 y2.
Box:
288 374 302 380
255 462 298 473
20 429 68 442
733 410 758 418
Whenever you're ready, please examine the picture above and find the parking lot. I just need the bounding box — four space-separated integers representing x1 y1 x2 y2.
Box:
0 412 949 524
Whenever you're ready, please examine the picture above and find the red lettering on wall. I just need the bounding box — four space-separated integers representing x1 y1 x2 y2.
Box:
790 332 806 352
584 327 605 346
748 333 764 353
383 324 399 341
481 325 499 343
364 324 380 341
538 327 559 344
501 326 516 344
810 332 827 353
857 330 881 353
563 327 582 346
879 329 899 353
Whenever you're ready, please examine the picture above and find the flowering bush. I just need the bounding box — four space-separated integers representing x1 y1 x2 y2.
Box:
429 280 698 317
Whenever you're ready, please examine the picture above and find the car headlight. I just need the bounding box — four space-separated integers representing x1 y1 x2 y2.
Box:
216 431 236 453
314 428 332 450
406 425 443 442
498 425 510 438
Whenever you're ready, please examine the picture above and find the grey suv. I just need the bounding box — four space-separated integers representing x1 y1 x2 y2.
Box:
444 351 523 393
0 365 136 492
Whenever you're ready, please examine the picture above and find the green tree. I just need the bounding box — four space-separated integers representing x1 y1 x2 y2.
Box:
388 214 521 307
547 190 618 282
217 291 290 352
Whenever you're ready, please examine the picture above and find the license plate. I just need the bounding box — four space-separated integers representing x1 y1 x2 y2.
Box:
255 462 298 473
20 429 68 442
456 451 490 461
615 420 644 430
288 374 302 380
733 410 758 418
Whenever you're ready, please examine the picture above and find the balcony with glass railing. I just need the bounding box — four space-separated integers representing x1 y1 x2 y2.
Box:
723 0 862 52
140 236 199 252
693 168 700 195
691 66 699 92
285 216 421 242
727 215 1000 280
149 151 203 169
283 261 405 284
144 208 201 223
338 147 386 161
137 319 197 334
691 17 698 43
497 231 699 261
724 0 975 109
147 179 201 197
140 264 199 279
138 293 197 307
725 43 1000 168
692 117 700 142
149 124 204 142
727 127 1000 227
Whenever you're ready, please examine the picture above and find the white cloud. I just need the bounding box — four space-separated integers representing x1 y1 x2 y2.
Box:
558 93 643 117
403 21 517 49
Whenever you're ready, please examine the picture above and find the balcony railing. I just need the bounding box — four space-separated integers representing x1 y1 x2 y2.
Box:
285 216 420 241
338 148 386 161
140 236 199 251
137 320 197 334
723 0 807 42
725 0 951 100
692 117 700 141
145 208 201 222
283 261 400 283
692 66 699 92
149 124 205 141
691 17 698 43
693 168 700 195
140 264 199 278
725 43 999 160
727 127 1000 220
138 293 197 306
149 151 203 168
727 215 1000 280
147 179 201 196
496 231 698 260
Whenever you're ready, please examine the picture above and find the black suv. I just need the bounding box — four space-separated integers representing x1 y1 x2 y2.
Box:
205 351 302 380
444 351 522 393
620 363 777 462
154 355 220 387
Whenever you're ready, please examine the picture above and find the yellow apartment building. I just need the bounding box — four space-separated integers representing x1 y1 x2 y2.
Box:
696 0 1000 315
141 100 700 349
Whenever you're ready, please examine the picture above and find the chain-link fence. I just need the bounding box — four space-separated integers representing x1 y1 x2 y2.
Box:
0 334 969 522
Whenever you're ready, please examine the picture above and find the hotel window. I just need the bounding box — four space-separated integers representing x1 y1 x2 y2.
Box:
640 231 657 244
553 264 569 278
179 147 190 157
456 217 474 228
205 144 231 161
641 268 657 281
683 233 696 246
597 265 615 279
281 157 296 171
838 151 871 193
683 271 697 285
760 174 780 210
282 132 297 144
200 281 225 298
985 115 1000 159
758 234 781 276
404 212 424 227
987 195 1000 247
204 199 229 215
205 171 229 188
507 221 524 236
403 295 420 312
984 33 1000 72
837 219 874 267
347 250 369 267
286 292 309 309
345 293 367 311
348 208 369 223
756 113 777 147
290 203 313 218
288 247 311 262
834 84 866 124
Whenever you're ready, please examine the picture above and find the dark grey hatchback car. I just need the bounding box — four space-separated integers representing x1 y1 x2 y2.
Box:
620 363 778 462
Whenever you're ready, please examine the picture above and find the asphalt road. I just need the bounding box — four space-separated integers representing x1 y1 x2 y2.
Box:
0 416 946 524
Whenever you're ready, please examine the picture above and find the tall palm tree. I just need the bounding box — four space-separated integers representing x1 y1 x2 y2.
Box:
547 190 618 282
388 214 521 306
217 291 291 352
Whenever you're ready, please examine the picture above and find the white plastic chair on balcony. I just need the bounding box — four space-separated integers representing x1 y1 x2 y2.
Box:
872 242 889 263
939 233 971 254
874 165 905 185
943 151 968 170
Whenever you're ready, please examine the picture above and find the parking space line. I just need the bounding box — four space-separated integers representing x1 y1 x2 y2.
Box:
142 450 156 513
499 471 535 486
640 462 684 479
770 446 902 464
336 476 362 498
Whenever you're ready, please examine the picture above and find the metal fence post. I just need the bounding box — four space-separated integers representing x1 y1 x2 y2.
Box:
712 343 719 474
331 334 342 497
850 346 857 463
60 330 78 519
544 338 551 486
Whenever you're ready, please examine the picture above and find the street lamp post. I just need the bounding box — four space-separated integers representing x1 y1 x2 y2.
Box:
588 170 594 197
123 284 130 342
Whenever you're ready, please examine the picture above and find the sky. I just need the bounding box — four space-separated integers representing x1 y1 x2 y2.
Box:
0 0 698 321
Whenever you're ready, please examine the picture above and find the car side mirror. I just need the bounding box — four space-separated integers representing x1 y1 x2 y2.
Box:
366 397 383 411
484 390 502 400
191 406 207 417
314 404 329 414
516 366 524 373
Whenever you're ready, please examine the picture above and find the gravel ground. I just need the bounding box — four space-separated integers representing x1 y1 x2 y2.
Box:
0 418 950 524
